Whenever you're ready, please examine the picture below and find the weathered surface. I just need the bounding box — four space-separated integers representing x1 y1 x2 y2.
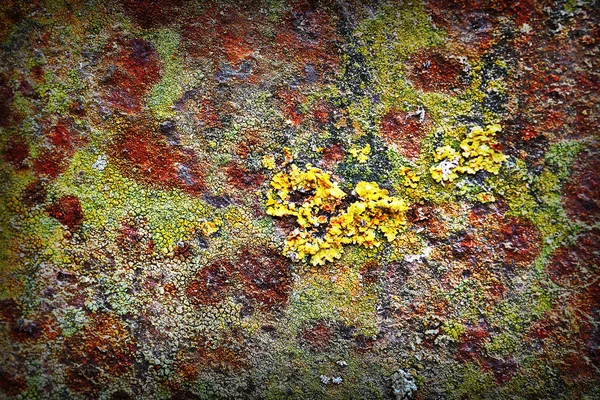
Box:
0 0 598 398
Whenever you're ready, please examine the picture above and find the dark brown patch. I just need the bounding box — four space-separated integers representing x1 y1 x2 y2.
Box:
22 179 48 207
2 136 29 170
562 149 600 224
101 37 161 113
299 321 332 350
226 162 265 190
547 229 600 288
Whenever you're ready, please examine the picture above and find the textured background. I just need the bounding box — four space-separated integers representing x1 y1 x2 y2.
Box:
0 0 598 398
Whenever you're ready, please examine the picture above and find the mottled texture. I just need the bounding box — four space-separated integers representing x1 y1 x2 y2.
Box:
0 0 598 399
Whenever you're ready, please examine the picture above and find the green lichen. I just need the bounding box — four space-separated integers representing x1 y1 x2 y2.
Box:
147 29 184 120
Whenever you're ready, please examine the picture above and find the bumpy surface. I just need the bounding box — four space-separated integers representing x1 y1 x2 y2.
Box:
0 0 598 399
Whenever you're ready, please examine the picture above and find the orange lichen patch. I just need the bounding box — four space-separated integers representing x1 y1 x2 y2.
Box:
181 4 265 68
463 203 541 269
62 313 134 393
2 136 29 170
299 321 332 350
562 148 600 224
47 195 84 231
526 280 600 386
101 37 161 113
109 125 206 195
312 101 331 125
234 133 261 160
120 0 185 28
546 229 600 289
225 162 265 190
196 98 222 129
186 261 234 306
380 110 432 161
497 216 541 266
238 247 292 309
32 150 66 179
405 50 467 94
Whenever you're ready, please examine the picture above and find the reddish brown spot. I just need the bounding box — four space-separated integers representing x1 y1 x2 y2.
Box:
457 324 490 363
102 38 161 113
380 110 431 160
299 321 332 349
109 125 206 195
238 247 291 309
547 229 600 288
63 313 134 393
120 0 184 28
225 162 264 190
562 149 600 224
2 136 29 170
47 195 84 230
32 149 69 179
0 369 27 397
497 216 542 266
273 1 340 79
186 262 233 306
0 76 14 127
46 121 86 153
405 50 467 94
424 0 500 54
312 101 331 125
406 203 447 239
319 143 345 169
22 180 47 207
276 89 306 126
359 261 381 285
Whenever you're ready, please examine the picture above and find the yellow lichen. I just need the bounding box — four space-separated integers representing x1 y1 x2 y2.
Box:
262 155 276 170
348 143 371 163
430 124 507 183
266 164 409 265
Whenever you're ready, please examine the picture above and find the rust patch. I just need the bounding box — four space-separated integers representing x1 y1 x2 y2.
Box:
2 136 29 170
238 247 292 309
62 313 134 393
186 261 234 306
380 110 432 160
47 195 84 231
109 125 206 195
101 37 161 113
405 50 468 94
562 148 600 224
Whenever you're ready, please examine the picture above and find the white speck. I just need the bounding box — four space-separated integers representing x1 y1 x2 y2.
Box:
332 377 343 385
319 375 330 385
92 154 108 171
